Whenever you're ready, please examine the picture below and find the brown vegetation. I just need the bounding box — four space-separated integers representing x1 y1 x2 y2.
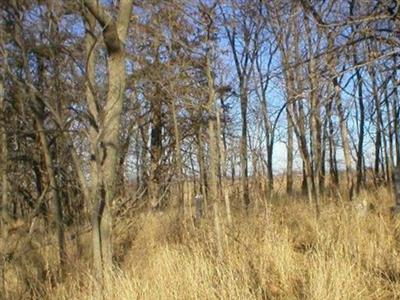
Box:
2 185 400 299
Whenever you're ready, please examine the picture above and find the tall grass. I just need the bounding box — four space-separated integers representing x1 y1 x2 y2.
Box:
3 186 400 299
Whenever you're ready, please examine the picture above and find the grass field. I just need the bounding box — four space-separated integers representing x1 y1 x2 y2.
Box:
2 185 400 299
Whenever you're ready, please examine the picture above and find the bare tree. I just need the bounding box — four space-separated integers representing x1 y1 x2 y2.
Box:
221 0 259 209
82 0 134 292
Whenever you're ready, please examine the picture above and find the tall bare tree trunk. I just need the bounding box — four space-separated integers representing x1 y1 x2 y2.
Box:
216 108 232 225
384 88 395 191
370 67 383 186
207 116 218 204
286 106 294 195
206 55 219 207
310 98 321 214
326 100 339 186
355 65 365 193
84 11 99 203
240 78 250 209
320 124 326 194
216 105 224 187
335 94 354 200
170 99 184 212
220 97 229 178
392 58 400 166
149 96 163 208
289 100 314 207
83 0 134 294
196 127 208 210
0 66 8 298
0 70 7 242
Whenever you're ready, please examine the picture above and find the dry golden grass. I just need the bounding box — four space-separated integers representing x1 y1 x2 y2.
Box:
3 186 400 299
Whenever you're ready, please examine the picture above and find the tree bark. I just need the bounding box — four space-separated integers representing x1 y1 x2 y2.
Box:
286 106 294 195
326 100 339 186
355 65 365 193
196 127 208 211
0 69 8 300
0 70 8 241
149 95 163 208
240 78 250 210
170 98 184 212
392 58 400 166
83 0 134 293
205 52 219 207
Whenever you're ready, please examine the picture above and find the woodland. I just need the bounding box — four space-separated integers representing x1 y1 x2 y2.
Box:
1 0 400 299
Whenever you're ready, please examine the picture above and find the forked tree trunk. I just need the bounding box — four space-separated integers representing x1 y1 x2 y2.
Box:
83 0 134 295
83 11 100 204
96 37 125 274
